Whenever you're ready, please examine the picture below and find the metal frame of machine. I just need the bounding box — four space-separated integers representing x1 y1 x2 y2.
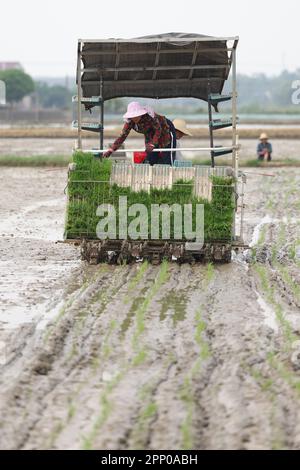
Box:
68 33 247 264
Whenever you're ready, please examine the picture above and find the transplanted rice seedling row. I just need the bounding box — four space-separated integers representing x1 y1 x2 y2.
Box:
65 152 235 241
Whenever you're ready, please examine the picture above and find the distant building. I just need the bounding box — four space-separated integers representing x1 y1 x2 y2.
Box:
0 61 23 71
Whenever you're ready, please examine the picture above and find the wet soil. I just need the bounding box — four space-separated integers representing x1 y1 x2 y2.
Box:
0 167 300 450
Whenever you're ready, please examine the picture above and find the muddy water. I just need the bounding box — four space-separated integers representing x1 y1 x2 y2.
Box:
0 167 300 450
0 168 82 338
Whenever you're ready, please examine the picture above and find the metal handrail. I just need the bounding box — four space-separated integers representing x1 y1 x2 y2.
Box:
81 146 240 154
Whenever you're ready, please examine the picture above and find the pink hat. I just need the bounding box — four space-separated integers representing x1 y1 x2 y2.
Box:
123 101 148 119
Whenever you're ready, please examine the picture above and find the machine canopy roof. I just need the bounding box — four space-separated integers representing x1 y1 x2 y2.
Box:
78 32 239 108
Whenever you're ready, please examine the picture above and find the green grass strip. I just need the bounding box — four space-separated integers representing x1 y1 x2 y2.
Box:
0 154 71 167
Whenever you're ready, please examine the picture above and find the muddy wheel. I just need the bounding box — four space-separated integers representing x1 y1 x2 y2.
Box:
107 251 118 264
223 249 232 263
80 238 87 261
117 253 130 265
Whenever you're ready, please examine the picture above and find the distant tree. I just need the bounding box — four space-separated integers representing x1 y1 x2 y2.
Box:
105 97 126 113
35 81 72 109
221 70 300 113
0 69 34 104
269 70 298 108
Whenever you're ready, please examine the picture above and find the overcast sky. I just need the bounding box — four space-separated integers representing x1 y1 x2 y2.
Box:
1 0 299 78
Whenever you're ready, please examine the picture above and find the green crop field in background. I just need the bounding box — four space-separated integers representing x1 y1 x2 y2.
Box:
65 152 235 241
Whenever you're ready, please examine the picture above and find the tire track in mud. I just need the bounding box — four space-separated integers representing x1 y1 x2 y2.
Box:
193 264 278 450
79 262 194 450
83 262 225 451
249 262 300 450
239 169 300 449
138 264 214 451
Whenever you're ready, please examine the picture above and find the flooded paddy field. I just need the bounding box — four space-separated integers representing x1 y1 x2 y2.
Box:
0 166 300 449
1 136 300 164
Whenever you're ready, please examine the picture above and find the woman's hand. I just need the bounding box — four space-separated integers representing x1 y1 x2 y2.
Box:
103 148 113 158
145 143 155 153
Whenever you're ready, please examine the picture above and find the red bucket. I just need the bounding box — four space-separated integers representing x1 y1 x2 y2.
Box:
133 151 147 164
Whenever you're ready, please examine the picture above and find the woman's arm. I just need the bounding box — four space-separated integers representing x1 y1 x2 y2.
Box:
103 121 133 157
111 121 132 151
